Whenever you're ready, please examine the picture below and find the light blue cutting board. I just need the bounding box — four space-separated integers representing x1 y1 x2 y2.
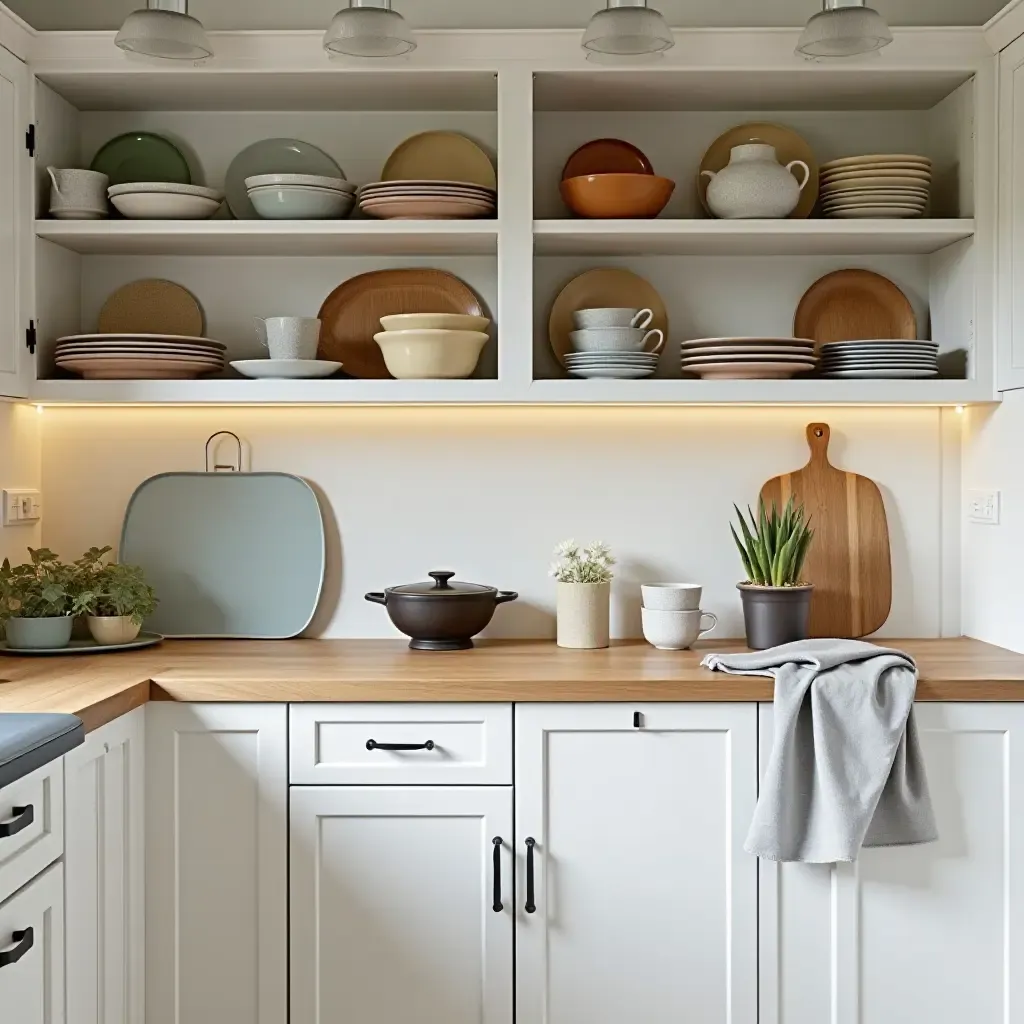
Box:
120 472 325 638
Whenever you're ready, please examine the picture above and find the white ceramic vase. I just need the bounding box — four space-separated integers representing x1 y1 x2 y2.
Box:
556 581 610 649
702 143 810 219
87 615 142 645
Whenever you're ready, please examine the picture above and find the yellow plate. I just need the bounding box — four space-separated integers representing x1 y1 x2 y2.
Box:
382 131 496 189
698 122 818 220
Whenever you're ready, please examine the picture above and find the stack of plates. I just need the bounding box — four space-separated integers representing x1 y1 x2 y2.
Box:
55 334 226 380
680 338 817 380
819 154 931 219
564 352 660 379
245 173 356 220
819 340 939 379
357 180 497 220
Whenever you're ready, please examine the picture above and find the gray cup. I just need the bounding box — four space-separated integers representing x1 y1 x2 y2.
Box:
254 317 321 360
573 307 654 330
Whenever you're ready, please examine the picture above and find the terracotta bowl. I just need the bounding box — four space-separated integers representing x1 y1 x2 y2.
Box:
560 173 675 219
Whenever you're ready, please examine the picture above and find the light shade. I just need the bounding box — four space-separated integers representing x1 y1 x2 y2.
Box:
582 0 675 57
324 1 416 58
115 5 212 61
796 0 893 58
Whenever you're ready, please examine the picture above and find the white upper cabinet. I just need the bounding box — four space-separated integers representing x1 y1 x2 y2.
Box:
515 703 758 1024
759 702 1024 1024
998 33 1024 390
0 42 30 398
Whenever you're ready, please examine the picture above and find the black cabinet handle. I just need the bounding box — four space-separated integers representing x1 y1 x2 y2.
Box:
492 837 503 912
525 837 536 914
0 805 33 838
365 739 435 752
0 927 33 968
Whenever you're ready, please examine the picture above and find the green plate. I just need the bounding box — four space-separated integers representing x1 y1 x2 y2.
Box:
91 132 191 187
0 631 164 657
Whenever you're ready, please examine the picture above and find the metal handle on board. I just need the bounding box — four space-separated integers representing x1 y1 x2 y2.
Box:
205 431 243 473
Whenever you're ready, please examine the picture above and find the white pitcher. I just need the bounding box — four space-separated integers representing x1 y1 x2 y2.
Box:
701 143 810 220
254 317 321 360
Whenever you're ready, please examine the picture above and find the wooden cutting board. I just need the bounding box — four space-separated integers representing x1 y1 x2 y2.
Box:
760 423 891 638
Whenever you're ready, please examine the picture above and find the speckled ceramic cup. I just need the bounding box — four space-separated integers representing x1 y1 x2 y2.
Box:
641 583 703 611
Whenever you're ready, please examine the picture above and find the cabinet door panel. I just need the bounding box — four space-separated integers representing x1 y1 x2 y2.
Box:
290 785 513 1024
999 35 1024 391
515 703 758 1024
147 703 287 1024
759 702 1024 1024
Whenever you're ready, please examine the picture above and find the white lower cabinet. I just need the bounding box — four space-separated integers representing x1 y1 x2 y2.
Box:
514 703 759 1024
64 708 145 1024
290 785 514 1024
0 861 65 1024
146 703 288 1024
759 702 1024 1024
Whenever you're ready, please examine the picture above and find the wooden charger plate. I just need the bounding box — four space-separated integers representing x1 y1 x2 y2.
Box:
98 279 204 337
382 132 496 190
794 269 917 351
318 269 486 379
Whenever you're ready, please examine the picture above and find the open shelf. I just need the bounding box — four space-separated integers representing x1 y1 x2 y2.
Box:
35 220 499 257
533 220 976 257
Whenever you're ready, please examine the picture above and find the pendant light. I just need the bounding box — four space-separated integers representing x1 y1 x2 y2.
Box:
324 0 416 58
115 0 213 61
796 0 893 59
581 0 675 59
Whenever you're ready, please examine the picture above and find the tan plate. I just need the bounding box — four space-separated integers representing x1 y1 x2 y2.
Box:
698 122 818 220
821 187 930 198
683 361 815 379
56 356 220 379
549 268 668 368
820 161 931 175
821 169 930 184
826 209 923 219
680 353 817 365
359 185 496 200
680 336 813 350
318 269 485 379
382 132 496 190
56 346 223 360
680 347 814 358
821 154 931 170
794 269 917 350
97 280 204 336
360 198 493 219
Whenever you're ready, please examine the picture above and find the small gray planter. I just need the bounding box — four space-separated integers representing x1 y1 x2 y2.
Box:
737 584 813 650
5 615 75 650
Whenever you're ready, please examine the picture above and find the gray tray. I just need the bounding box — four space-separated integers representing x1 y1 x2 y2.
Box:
0 632 164 656
120 472 325 638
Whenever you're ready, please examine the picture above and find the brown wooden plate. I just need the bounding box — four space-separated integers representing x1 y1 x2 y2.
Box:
562 138 654 180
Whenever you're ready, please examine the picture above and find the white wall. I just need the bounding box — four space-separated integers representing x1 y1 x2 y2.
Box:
962 390 1024 652
0 402 42 561
40 406 956 641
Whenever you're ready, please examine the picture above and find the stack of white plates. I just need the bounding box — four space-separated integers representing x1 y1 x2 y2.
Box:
358 180 497 220
245 174 356 220
819 154 931 219
680 338 817 380
54 333 226 380
819 340 940 379
108 182 224 220
564 352 660 379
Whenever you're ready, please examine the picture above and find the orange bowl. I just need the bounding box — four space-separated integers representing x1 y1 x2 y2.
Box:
560 173 675 219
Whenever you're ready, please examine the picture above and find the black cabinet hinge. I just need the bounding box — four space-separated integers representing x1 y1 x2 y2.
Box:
26 321 36 355
25 124 35 157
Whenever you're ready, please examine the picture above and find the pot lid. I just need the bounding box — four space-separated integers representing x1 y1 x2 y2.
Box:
388 571 496 597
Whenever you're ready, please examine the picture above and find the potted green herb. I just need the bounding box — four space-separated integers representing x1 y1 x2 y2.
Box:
0 548 88 650
75 546 158 645
731 497 815 650
549 539 615 649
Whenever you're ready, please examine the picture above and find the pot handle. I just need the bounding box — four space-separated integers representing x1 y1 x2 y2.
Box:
495 591 518 605
365 592 387 605
786 160 811 193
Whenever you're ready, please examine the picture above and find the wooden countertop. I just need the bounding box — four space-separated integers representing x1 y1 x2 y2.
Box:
0 637 1023 733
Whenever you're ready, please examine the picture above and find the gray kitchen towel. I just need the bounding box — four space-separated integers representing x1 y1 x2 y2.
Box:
702 639 937 863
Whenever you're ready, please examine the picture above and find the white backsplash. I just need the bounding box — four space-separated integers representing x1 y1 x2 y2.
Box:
39 405 955 640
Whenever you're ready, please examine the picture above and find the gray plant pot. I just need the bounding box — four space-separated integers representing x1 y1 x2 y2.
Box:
737 584 813 650
5 615 74 650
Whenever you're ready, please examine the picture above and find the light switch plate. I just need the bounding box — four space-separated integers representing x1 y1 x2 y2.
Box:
967 489 1000 525
3 489 42 526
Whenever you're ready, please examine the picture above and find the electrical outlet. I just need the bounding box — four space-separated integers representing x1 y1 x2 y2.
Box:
3 489 42 526
967 489 1000 525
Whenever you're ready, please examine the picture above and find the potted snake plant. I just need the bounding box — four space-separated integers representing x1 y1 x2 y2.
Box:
731 497 815 650
75 546 158 645
0 548 90 650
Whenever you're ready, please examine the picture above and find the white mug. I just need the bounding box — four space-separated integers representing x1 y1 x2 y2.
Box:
641 608 718 651
641 583 703 611
47 167 109 217
574 307 654 330
569 326 665 355
254 317 321 360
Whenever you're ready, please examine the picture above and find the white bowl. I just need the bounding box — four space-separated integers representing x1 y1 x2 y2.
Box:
372 329 489 379
379 313 490 333
641 583 703 611
641 608 718 650
248 186 353 220
108 182 224 201
245 172 355 192
110 192 221 219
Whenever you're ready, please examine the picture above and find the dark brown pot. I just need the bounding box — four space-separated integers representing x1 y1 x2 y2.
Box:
366 571 518 651
737 583 813 650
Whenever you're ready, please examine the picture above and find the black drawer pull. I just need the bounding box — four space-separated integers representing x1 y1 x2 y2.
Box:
365 739 435 752
0 805 33 838
492 837 503 912
0 927 33 969
525 837 536 914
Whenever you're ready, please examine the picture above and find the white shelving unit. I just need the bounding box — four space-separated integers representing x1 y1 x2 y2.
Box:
12 27 998 406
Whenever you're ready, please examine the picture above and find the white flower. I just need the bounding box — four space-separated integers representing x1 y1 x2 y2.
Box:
554 538 578 559
549 538 615 583
548 561 564 579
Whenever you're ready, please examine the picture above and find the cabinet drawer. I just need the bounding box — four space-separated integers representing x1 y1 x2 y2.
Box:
289 704 512 785
0 758 63 904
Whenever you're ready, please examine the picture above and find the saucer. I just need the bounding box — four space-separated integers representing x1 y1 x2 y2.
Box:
231 359 343 379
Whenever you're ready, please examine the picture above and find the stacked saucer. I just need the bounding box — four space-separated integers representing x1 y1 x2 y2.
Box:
357 180 496 219
819 154 931 219
680 338 817 379
55 333 225 380
819 340 939 379
564 351 660 379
